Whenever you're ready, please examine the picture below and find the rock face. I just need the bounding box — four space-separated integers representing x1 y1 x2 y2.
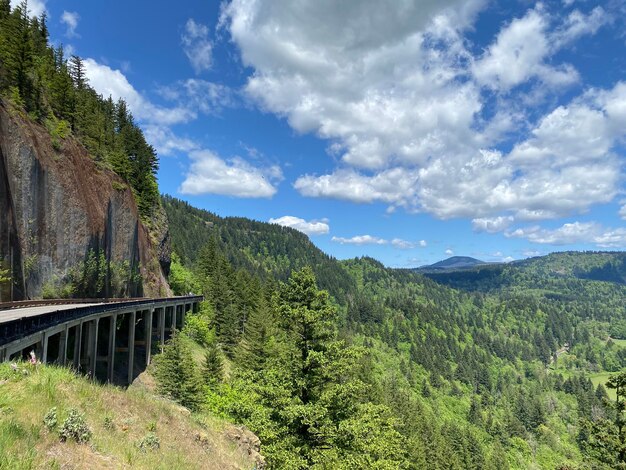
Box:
0 101 171 301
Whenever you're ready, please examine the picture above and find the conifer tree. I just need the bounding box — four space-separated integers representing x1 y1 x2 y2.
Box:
153 331 203 411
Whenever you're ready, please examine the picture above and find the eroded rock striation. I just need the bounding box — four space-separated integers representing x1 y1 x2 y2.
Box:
0 101 171 301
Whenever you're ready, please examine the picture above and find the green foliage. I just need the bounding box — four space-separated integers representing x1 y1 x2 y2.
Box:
59 409 91 443
152 331 204 411
43 407 57 431
137 432 160 452
203 340 224 388
169 252 201 295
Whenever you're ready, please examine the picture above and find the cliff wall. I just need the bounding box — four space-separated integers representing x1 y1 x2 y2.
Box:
0 101 170 301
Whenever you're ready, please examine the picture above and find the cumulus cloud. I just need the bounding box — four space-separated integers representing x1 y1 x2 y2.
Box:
10 0 46 16
330 234 420 248
506 222 626 248
332 235 388 246
268 216 329 236
472 216 515 233
179 150 282 198
445 249 454 255
220 0 621 228
182 19 213 74
84 58 195 126
419 240 427 247
61 11 79 37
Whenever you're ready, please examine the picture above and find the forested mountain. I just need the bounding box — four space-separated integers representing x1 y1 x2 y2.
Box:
163 197 626 468
418 256 487 271
162 195 355 303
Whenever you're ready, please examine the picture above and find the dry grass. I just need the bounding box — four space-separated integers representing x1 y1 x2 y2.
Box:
0 363 255 469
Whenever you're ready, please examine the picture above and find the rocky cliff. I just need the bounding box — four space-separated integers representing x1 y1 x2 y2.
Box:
0 100 171 301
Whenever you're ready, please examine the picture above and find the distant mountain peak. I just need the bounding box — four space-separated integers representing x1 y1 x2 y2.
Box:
421 256 486 270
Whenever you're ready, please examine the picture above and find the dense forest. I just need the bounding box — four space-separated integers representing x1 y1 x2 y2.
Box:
163 196 626 469
3 2 626 467
0 1 159 218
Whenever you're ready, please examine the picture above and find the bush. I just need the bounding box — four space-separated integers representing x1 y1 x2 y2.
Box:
43 407 57 430
59 409 91 443
137 432 160 452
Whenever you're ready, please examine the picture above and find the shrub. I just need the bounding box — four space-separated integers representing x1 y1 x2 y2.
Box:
59 409 91 443
137 432 160 452
43 407 57 430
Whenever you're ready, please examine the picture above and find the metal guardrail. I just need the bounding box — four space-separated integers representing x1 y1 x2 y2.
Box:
0 296 203 347
0 298 149 311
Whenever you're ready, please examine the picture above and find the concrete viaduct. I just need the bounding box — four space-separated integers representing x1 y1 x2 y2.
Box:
0 296 202 385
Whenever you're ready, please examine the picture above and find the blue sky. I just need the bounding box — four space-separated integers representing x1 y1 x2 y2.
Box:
19 0 626 266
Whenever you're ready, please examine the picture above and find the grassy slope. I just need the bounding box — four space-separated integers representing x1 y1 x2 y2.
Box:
0 363 255 470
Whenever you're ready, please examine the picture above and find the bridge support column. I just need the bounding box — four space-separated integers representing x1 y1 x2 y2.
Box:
159 308 165 350
59 325 69 366
89 318 99 378
41 331 49 363
145 309 153 365
127 311 136 384
107 314 117 383
73 322 83 370
171 306 177 331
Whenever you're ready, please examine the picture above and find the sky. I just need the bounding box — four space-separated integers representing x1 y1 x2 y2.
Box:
17 0 626 267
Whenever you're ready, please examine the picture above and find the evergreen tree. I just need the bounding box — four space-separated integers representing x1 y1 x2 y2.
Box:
153 331 204 411
203 338 224 388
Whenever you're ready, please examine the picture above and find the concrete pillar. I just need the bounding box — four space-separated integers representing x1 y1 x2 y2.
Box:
41 332 49 363
73 322 82 370
89 318 99 378
59 324 69 366
127 310 136 384
159 308 165 350
107 314 117 383
145 309 153 366
171 305 177 331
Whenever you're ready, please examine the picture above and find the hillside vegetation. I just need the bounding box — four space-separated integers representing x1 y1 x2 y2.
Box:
0 363 259 469
162 198 626 469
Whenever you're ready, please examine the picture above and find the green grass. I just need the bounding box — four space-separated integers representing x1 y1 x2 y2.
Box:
589 371 616 401
0 362 256 469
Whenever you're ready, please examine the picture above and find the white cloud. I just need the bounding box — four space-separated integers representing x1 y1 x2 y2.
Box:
268 216 329 236
182 19 213 74
61 11 79 37
506 222 626 248
83 58 195 126
179 149 282 198
445 249 454 255
472 216 514 233
332 235 388 246
142 125 199 157
294 168 420 209
391 238 418 249
222 0 623 227
10 0 46 16
620 203 626 220
473 6 608 92
419 240 427 247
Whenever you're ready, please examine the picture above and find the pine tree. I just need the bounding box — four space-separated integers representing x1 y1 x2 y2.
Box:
69 55 85 88
153 331 204 411
203 339 224 388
